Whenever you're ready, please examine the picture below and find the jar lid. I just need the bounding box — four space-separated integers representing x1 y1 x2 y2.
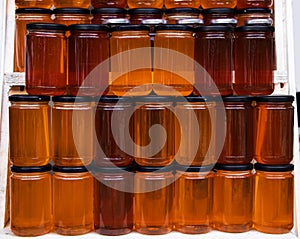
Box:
133 95 176 103
166 7 201 14
16 8 52 14
214 163 253 171
174 164 214 172
53 166 89 173
245 18 273 26
254 95 295 103
26 23 67 31
111 25 150 32
11 164 52 173
9 94 50 102
222 96 253 102
255 163 294 172
155 24 194 32
135 165 174 172
53 8 90 14
202 8 235 15
92 7 126 14
52 96 93 102
69 24 109 31
236 8 272 14
128 8 163 15
235 25 275 32
96 96 132 103
176 18 204 25
194 25 234 32
141 19 168 25
92 165 134 173
175 96 206 103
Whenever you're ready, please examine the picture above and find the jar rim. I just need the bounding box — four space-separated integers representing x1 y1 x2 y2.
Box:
11 164 52 173
9 94 50 102
53 166 89 173
222 96 253 102
111 25 150 32
175 164 214 172
92 7 126 14
236 8 272 14
16 8 52 14
53 8 90 14
26 23 67 31
254 95 295 103
52 96 93 103
214 163 253 171
235 25 275 32
202 8 235 15
195 25 234 32
166 7 201 14
254 163 294 172
128 8 163 15
155 24 194 32
69 24 109 32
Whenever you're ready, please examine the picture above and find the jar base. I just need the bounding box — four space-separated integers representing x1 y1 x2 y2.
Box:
175 224 211 234
254 224 293 234
11 224 51 237
54 225 93 235
96 227 132 235
213 222 252 233
136 226 172 235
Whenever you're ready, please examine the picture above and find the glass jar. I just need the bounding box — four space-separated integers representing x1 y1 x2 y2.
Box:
10 165 52 236
234 25 275 95
91 0 127 8
9 95 50 166
95 97 134 167
133 96 175 166
93 166 134 235
202 8 235 25
69 24 109 96
91 8 127 24
128 8 163 24
236 8 273 26
52 96 94 166
254 96 294 165
53 8 91 25
174 165 214 234
237 0 273 9
165 8 201 24
175 97 216 166
14 8 52 72
53 166 94 235
153 25 194 96
127 0 163 8
165 0 201 8
253 164 294 234
194 25 234 96
213 164 253 232
217 96 253 164
15 0 53 8
53 0 90 8
26 23 67 96
135 166 174 235
201 0 237 9
110 25 152 96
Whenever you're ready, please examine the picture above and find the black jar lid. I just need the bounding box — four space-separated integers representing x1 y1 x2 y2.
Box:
26 23 67 31
174 164 214 172
111 24 150 32
222 96 253 102
16 8 52 14
9 94 50 102
53 166 89 173
52 96 93 103
96 96 132 103
195 25 234 32
53 8 90 14
135 165 174 172
202 8 235 15
214 163 253 171
175 96 206 103
235 25 275 32
128 8 163 15
255 163 294 172
92 165 134 173
92 7 126 14
133 95 176 103
69 24 109 31
155 24 194 32
11 164 52 173
165 7 201 14
255 95 295 103
236 8 272 14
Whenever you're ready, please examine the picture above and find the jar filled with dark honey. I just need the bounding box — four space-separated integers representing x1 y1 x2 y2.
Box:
127 0 163 9
201 0 237 9
9 95 50 166
91 0 127 8
15 0 53 8
53 0 90 8
128 8 164 24
26 23 67 96
253 164 294 234
92 8 127 24
236 8 273 26
10 164 52 236
202 8 235 25
53 8 91 25
254 96 294 165
237 0 273 9
165 8 201 24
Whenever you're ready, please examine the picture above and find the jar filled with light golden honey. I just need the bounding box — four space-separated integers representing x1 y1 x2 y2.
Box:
165 8 201 24
135 166 174 235
174 165 214 234
15 0 53 8
91 8 127 24
165 0 201 9
10 164 52 236
127 0 163 9
253 163 294 234
201 0 237 9
53 166 94 235
53 8 91 25
213 164 253 232
9 95 50 166
53 0 90 8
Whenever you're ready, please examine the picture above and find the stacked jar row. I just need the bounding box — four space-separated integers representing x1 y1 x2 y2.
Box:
10 163 294 236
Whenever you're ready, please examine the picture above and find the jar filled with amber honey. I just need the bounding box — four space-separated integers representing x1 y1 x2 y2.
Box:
91 0 127 8
237 0 273 9
15 0 53 8
53 0 90 8
9 95 50 166
201 0 237 9
253 164 294 234
53 166 94 235
236 8 273 26
254 96 294 165
128 8 164 24
127 0 163 9
91 8 127 24
165 0 201 9
213 164 253 232
165 8 201 24
53 8 91 25
10 164 52 236
202 8 235 25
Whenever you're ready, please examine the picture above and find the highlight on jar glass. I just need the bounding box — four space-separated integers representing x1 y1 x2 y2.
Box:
10 164 52 237
94 96 134 167
26 23 67 96
91 8 127 24
194 25 234 96
236 8 273 26
234 25 275 95
175 96 216 166
213 164 253 232
254 95 294 165
201 8 235 26
52 96 94 166
53 0 90 8
253 163 294 234
132 96 176 166
216 96 253 164
127 0 163 9
93 166 134 235
237 0 273 9
53 8 91 25
174 165 214 234
9 95 50 166
91 0 127 8
14 8 53 72
135 166 174 235
68 24 110 96
53 166 94 235
164 0 201 9
153 25 195 96
110 25 152 96
201 0 237 9
165 8 201 24
128 8 164 25
15 0 53 8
